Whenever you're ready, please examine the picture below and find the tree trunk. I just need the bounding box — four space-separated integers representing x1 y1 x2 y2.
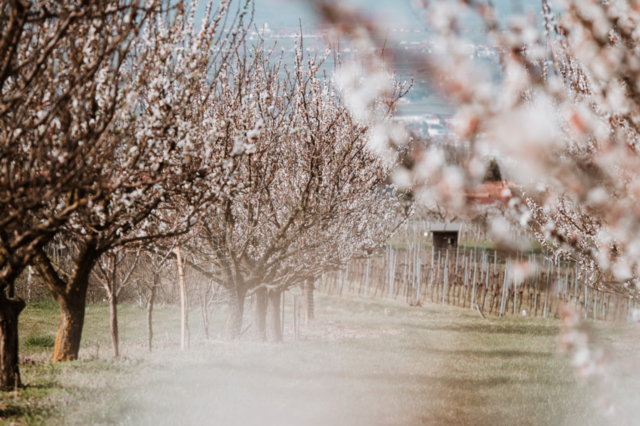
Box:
224 286 246 340
53 295 86 362
175 245 188 351
147 284 156 352
0 293 25 390
303 280 314 326
266 289 283 343
252 287 267 342
34 244 97 362
200 282 210 341
109 292 119 358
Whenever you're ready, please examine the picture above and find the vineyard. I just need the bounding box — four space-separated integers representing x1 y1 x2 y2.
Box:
316 224 637 323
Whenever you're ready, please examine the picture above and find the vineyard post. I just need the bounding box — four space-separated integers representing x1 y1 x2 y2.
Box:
389 249 395 298
543 261 549 319
292 294 297 341
534 257 539 316
436 250 441 299
484 252 489 308
573 266 578 301
365 259 370 297
175 244 187 351
471 249 478 308
417 256 422 301
500 259 509 317
386 246 391 297
442 250 449 306
403 249 409 300
429 247 434 299
464 255 469 306
585 282 589 320
281 291 285 336
513 262 518 315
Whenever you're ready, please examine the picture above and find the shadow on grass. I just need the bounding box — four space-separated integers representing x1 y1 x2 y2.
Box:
0 403 24 417
421 348 554 359
0 393 56 425
21 382 58 391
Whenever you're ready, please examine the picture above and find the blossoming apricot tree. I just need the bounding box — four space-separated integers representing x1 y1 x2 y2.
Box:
173 38 411 341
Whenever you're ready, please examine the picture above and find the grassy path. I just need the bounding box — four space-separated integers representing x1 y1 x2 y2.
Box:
5 295 639 425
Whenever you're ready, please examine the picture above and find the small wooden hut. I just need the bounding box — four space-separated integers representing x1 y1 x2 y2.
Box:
430 223 461 251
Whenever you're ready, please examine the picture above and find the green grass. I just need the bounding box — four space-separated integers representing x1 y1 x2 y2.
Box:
23 336 55 349
2 295 640 425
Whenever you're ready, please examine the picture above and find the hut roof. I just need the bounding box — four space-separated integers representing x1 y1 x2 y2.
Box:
430 223 462 232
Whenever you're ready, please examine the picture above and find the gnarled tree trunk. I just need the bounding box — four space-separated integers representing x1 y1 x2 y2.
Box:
147 279 156 352
35 243 98 362
252 287 267 342
224 286 246 340
52 294 87 362
266 289 282 343
109 291 119 358
0 292 25 390
303 280 315 325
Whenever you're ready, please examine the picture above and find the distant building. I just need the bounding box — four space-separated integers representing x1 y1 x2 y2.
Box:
466 181 520 206
430 223 461 251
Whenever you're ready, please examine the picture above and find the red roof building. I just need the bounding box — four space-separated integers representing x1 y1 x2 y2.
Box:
466 181 520 206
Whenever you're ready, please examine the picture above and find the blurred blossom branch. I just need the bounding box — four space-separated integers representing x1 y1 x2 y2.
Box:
314 0 640 302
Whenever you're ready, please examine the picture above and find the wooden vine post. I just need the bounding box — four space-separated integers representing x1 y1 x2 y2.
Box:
175 244 188 351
